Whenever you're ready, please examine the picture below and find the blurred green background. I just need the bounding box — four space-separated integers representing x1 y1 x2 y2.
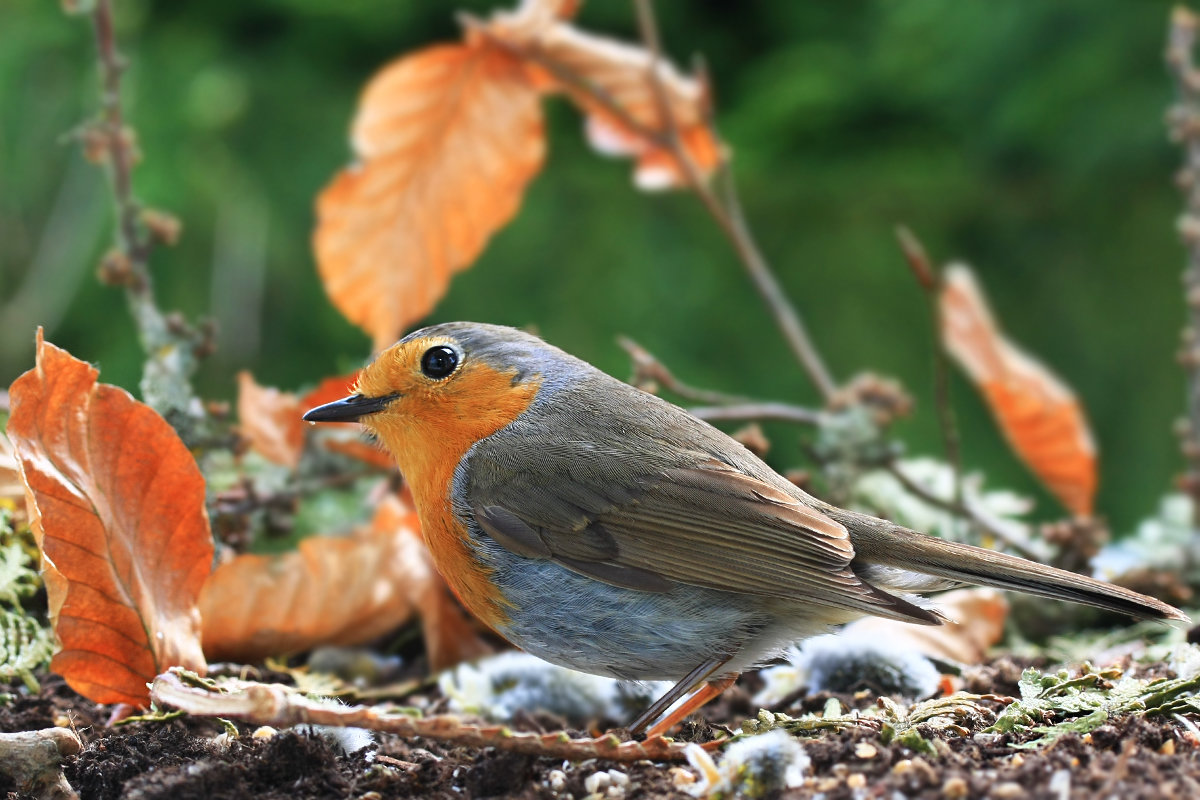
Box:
0 0 1187 532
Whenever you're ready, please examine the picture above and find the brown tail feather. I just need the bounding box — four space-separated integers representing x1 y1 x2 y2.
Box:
823 507 1188 623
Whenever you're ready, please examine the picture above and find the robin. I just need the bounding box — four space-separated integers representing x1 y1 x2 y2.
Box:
304 322 1186 737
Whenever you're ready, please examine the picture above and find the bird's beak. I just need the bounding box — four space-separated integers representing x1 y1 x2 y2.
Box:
302 393 400 423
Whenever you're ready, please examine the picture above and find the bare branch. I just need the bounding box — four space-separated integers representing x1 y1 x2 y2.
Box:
151 670 700 762
689 403 823 426
893 226 966 533
1166 5 1200 529
472 5 839 400
618 335 757 405
632 0 838 400
81 0 209 437
883 461 1041 561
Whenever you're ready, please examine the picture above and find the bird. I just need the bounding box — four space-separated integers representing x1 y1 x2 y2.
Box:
303 321 1187 737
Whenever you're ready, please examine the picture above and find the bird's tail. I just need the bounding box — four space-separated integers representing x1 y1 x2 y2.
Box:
824 506 1188 622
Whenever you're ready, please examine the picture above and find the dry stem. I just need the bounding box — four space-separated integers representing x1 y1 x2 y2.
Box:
468 5 837 400
882 461 1041 561
84 0 209 438
1167 6 1200 529
151 670 699 762
894 226 967 534
631 0 837 401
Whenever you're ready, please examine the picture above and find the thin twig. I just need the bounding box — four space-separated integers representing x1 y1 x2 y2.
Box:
883 461 1041 560
689 403 823 426
151 670 701 762
895 225 967 533
469 8 838 400
1166 6 1200 531
83 0 209 436
617 335 757 405
619 336 822 422
91 0 149 273
632 0 838 400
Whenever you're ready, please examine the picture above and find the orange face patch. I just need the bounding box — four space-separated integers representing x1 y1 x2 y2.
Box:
355 336 540 629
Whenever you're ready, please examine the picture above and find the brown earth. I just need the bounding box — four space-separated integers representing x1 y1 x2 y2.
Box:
3 659 1200 800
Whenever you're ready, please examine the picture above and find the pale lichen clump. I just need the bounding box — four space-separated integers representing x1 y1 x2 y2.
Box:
439 651 671 723
679 729 810 799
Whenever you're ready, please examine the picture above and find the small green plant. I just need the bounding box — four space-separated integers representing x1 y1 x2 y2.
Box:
988 661 1200 749
0 507 54 692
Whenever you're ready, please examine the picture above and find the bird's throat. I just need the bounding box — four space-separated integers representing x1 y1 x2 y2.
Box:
367 364 540 629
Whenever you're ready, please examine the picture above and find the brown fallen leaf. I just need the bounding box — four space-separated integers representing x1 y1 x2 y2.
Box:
479 0 722 190
314 42 545 350
200 491 490 670
372 491 494 671
6 331 212 705
841 588 1010 665
237 371 306 469
940 265 1097 517
238 370 392 471
300 372 361 411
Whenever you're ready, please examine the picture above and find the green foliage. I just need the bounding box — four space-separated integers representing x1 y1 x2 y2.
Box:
988 662 1200 748
0 508 53 691
741 691 999 751
0 541 39 606
0 609 54 693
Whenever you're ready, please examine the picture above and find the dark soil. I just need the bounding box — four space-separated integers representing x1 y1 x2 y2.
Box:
4 660 1200 800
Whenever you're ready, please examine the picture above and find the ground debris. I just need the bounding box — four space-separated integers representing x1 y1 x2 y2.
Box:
2 652 1200 799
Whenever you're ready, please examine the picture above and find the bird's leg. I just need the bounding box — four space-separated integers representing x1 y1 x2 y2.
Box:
628 657 735 736
643 674 739 738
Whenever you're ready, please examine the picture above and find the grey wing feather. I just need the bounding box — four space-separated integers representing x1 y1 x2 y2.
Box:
462 378 940 625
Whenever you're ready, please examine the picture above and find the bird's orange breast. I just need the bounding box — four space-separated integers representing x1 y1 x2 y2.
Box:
362 360 540 631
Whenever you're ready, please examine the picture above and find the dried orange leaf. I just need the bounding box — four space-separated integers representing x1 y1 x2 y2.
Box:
299 372 361 412
200 492 489 669
301 371 395 470
6 332 212 705
314 43 545 350
941 266 1098 516
480 2 722 190
841 588 1009 665
239 371 390 471
371 492 493 671
237 372 305 469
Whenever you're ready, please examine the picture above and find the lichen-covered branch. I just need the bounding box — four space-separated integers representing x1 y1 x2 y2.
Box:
0 728 82 800
78 0 212 440
150 669 700 762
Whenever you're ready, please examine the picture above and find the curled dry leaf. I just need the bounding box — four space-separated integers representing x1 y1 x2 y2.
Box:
479 0 722 190
315 42 545 350
940 265 1097 516
6 332 212 705
372 491 494 671
841 588 1010 666
200 492 490 670
238 370 392 471
237 372 306 469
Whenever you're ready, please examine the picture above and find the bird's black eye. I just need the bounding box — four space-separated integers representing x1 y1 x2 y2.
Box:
420 345 459 379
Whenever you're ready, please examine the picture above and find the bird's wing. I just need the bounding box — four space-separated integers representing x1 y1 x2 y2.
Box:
465 434 938 624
